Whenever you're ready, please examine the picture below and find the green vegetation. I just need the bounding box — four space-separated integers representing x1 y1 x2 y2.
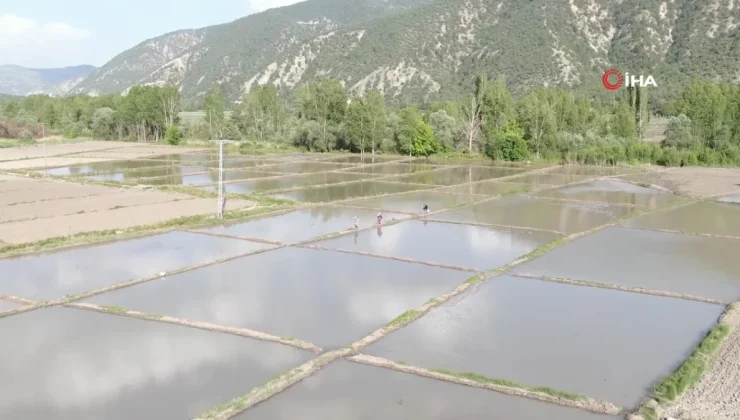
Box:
2 61 739 167
386 310 422 328
99 305 127 314
0 201 295 258
652 324 730 403
430 368 586 401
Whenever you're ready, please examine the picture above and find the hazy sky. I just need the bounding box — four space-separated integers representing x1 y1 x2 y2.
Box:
0 0 305 69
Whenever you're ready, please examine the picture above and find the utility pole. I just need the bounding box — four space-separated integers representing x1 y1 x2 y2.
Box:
41 122 46 168
209 139 234 219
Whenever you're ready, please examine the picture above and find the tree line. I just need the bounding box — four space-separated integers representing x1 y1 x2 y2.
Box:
2 76 739 166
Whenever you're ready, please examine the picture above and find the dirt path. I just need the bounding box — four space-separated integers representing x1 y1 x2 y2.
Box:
663 304 740 420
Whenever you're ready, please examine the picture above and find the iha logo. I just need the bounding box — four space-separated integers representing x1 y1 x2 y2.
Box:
602 69 657 90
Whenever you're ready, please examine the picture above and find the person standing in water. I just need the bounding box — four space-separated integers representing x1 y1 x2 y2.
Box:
422 204 429 215
353 217 360 229
377 213 383 225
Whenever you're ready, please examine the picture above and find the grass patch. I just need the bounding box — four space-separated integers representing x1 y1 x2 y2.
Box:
0 202 294 258
431 368 586 401
100 305 127 314
386 309 422 328
652 323 730 403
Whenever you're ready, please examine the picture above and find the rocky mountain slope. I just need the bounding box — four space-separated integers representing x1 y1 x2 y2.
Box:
76 0 740 105
0 65 97 96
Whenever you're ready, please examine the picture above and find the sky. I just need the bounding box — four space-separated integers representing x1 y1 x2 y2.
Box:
0 0 304 69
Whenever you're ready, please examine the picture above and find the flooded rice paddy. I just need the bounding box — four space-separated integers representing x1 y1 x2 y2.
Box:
624 200 740 237
515 226 740 301
240 360 616 420
82 247 470 348
364 275 724 408
0 231 272 300
342 190 486 213
0 307 311 420
315 220 559 271
432 195 636 234
199 206 410 243
0 300 20 312
6 150 739 418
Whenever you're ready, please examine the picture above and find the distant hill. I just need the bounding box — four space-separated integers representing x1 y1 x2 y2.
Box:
0 65 97 96
65 0 740 106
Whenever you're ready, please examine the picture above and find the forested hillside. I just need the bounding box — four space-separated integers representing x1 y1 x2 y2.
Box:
74 0 740 106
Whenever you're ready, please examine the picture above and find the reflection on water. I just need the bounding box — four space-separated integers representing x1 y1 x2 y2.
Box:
435 195 636 234
0 231 272 301
83 247 469 348
516 226 740 301
0 307 310 420
199 207 409 243
317 220 559 270
365 275 724 408
241 360 614 420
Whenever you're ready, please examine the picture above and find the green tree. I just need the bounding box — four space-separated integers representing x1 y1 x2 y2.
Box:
298 78 346 148
411 120 439 156
91 107 116 140
428 110 459 151
164 125 182 145
203 85 225 139
517 89 556 157
486 120 529 161
395 106 423 155
239 84 283 142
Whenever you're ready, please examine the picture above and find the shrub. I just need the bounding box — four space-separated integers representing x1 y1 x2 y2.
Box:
164 125 182 145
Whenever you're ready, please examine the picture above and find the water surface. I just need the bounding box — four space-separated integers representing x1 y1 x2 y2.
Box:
366 275 724 408
0 231 272 300
434 195 635 234
315 220 559 270
387 166 526 186
343 191 484 213
271 181 427 203
438 181 531 196
83 247 470 348
535 180 680 208
625 201 740 237
0 300 20 312
199 207 408 243
515 226 740 301
239 360 615 420
0 307 310 420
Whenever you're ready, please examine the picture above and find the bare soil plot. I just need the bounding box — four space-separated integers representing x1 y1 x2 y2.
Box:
0 178 120 206
620 167 740 198
0 190 193 223
0 197 255 244
663 306 740 420
239 360 614 420
0 141 124 162
0 307 312 420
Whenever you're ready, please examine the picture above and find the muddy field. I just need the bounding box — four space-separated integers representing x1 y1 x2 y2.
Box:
0 142 738 419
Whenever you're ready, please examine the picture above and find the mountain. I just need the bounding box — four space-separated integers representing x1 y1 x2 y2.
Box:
76 0 740 106
0 65 97 96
